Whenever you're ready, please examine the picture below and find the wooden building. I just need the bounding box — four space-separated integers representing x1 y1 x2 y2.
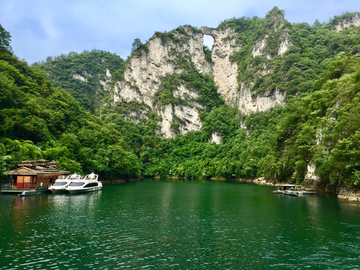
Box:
1 159 69 194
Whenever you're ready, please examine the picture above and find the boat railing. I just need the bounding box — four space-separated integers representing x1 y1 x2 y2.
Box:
69 175 84 180
84 174 98 181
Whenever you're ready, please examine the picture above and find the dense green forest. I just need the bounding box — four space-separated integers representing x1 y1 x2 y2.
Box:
97 9 360 189
0 25 139 180
120 53 360 190
1 8 360 191
221 8 360 98
34 50 125 114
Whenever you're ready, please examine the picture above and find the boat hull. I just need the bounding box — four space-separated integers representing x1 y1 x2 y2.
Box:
1 188 37 195
67 186 102 194
49 188 68 194
284 190 299 196
18 190 38 196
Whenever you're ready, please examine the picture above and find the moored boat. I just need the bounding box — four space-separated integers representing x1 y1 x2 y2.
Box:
48 174 74 194
273 184 317 196
284 190 299 196
18 190 38 196
297 191 317 196
66 173 102 194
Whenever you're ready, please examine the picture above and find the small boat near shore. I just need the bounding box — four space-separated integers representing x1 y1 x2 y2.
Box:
273 184 317 196
284 190 299 196
66 173 102 194
18 190 38 196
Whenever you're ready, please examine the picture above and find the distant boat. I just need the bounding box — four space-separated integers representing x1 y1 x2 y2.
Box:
272 184 317 196
284 190 299 196
66 173 102 194
297 191 317 196
272 184 300 195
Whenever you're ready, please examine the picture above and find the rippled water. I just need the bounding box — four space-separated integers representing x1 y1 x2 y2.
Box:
1 179 360 269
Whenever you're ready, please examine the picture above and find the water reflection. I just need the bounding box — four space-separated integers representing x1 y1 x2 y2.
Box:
51 191 102 213
1 181 360 269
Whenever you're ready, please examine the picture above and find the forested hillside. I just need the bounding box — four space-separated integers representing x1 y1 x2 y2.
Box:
34 50 125 114
124 54 360 191
97 8 360 189
0 25 139 180
1 8 360 191
222 9 360 98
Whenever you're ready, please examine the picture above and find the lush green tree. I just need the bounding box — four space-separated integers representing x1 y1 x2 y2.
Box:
131 38 143 52
0 24 12 54
38 50 125 114
0 42 139 180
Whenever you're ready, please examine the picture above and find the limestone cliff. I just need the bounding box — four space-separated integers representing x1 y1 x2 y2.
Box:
200 27 239 107
333 13 360 32
110 9 294 137
112 26 211 137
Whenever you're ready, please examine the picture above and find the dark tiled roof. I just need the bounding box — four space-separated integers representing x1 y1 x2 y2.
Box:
4 166 69 176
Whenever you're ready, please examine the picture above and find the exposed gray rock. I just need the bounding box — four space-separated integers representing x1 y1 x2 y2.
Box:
334 14 360 32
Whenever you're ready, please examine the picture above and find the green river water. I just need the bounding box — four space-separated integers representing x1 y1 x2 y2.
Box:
1 179 360 269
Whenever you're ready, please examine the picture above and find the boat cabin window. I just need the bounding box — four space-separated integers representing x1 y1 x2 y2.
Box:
53 181 68 186
84 183 98 188
69 182 85 186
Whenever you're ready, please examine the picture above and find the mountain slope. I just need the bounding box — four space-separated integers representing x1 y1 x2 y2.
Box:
36 50 125 114
3 9 360 191
0 34 139 180
108 8 360 140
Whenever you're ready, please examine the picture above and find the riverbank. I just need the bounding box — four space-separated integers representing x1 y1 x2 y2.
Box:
237 177 360 202
336 189 360 202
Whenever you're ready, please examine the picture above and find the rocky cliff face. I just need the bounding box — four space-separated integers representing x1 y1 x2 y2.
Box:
113 27 211 106
111 13 291 137
237 84 285 115
112 26 210 137
200 27 240 108
334 14 360 32
73 68 112 91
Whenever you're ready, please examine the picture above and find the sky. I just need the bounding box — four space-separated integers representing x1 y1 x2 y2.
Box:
1 0 359 64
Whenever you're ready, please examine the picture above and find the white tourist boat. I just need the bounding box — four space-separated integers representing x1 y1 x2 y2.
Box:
48 174 78 194
66 172 102 194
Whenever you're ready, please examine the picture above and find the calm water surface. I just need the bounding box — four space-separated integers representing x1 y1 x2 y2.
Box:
1 179 360 269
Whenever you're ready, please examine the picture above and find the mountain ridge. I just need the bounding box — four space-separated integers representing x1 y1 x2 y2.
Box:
2 8 360 191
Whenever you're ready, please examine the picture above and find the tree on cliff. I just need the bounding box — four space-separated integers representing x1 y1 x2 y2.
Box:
131 38 143 52
0 24 12 54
